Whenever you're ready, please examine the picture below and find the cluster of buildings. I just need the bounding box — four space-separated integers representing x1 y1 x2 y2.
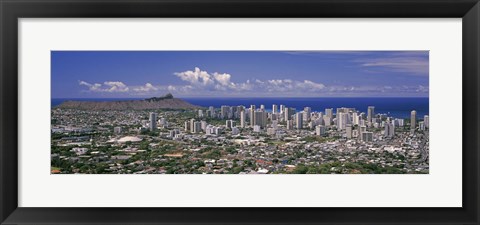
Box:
50 103 429 174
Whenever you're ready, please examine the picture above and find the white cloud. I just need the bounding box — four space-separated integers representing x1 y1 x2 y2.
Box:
133 83 158 92
174 67 214 86
79 80 129 93
213 72 233 86
79 81 103 92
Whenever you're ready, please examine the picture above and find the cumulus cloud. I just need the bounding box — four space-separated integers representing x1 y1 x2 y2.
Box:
174 67 214 86
174 67 252 92
213 72 233 86
79 81 102 91
133 83 158 92
103 81 129 92
79 80 129 92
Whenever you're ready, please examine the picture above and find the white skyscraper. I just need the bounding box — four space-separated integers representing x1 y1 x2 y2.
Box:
325 108 333 119
411 110 417 130
149 112 157 131
323 115 332 126
295 112 303 129
240 110 246 128
337 112 347 130
190 119 196 133
250 105 256 127
272 104 278 114
352 112 359 125
279 104 284 113
303 107 311 121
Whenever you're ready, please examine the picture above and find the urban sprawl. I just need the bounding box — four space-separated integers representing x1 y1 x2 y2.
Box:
51 104 429 174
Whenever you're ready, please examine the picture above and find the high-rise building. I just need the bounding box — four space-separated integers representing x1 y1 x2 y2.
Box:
337 112 347 130
325 108 333 119
316 125 326 136
201 120 207 131
287 120 294 130
208 106 215 118
220 105 231 119
149 112 157 131
424 115 429 129
367 106 375 124
272 104 278 114
303 107 311 121
193 121 202 133
249 105 256 127
280 105 286 114
411 110 417 130
384 122 394 137
285 108 296 121
352 112 359 125
198 109 204 118
346 124 353 139
190 119 196 133
323 115 332 126
260 105 265 111
295 112 303 129
240 110 246 128
254 111 267 128
184 120 190 132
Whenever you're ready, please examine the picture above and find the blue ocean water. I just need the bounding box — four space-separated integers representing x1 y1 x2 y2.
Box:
51 97 428 119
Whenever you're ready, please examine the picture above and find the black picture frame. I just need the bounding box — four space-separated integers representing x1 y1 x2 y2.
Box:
1 0 479 224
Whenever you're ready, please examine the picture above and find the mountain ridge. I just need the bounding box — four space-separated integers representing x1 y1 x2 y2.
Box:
56 93 199 110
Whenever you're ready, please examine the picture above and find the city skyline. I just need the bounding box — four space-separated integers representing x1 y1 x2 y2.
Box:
51 51 429 98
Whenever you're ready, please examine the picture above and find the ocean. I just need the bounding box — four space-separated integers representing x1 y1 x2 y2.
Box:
51 97 429 119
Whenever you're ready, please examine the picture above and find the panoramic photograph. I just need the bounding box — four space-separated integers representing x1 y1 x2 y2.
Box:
51 51 429 174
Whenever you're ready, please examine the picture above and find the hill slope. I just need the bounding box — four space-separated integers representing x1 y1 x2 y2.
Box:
56 94 199 110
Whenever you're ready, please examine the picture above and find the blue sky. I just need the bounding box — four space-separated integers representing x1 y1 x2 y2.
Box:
51 51 429 98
